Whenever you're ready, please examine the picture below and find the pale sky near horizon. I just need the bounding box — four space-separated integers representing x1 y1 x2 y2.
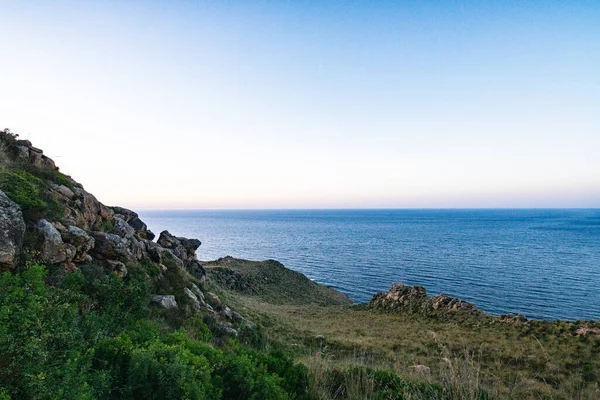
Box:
1 1 599 209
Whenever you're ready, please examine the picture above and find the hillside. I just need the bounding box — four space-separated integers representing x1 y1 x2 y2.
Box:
1 128 599 399
205 256 351 306
203 248 600 398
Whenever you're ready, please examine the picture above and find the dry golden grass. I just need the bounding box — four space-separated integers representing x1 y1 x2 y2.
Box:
208 276 599 399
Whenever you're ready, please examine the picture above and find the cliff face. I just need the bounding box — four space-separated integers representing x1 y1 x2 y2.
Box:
0 130 250 334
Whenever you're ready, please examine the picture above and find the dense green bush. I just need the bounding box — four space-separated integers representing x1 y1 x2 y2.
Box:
0 170 65 222
25 165 75 191
0 264 312 399
0 170 48 220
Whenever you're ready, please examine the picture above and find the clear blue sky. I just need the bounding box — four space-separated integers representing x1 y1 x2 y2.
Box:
1 1 599 208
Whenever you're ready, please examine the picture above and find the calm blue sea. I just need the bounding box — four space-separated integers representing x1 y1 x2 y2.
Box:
139 209 600 321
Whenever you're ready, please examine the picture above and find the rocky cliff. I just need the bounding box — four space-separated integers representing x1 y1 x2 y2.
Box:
0 129 250 335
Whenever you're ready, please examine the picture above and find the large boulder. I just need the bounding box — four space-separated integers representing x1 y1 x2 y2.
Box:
151 295 177 309
89 232 136 263
112 206 154 240
111 216 135 238
156 231 205 282
36 219 76 264
27 145 57 170
0 190 26 270
50 184 75 200
60 225 95 262
143 240 185 269
157 230 201 261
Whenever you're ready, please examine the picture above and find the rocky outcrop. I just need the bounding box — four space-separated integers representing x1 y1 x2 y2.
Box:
89 232 137 264
499 313 528 324
58 224 95 262
151 295 178 309
0 190 26 270
111 216 135 238
112 206 155 240
576 327 600 337
36 219 76 264
62 187 114 231
157 231 201 261
369 282 482 317
2 134 245 333
15 140 57 170
157 230 206 283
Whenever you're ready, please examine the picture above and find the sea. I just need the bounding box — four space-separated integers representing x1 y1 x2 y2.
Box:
139 209 600 321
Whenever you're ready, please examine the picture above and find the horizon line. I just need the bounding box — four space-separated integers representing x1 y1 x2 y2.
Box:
135 207 600 212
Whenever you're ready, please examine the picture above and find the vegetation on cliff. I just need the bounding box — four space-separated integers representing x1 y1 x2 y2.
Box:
0 130 310 399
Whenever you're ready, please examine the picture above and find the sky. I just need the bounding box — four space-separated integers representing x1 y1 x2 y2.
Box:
0 0 599 209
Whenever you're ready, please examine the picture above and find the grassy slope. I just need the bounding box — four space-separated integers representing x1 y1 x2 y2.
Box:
208 257 600 400
204 256 352 306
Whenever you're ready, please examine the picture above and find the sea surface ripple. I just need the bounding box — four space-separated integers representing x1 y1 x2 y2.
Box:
139 209 600 321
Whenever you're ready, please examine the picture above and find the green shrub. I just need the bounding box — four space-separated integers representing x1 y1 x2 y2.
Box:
0 129 18 153
0 170 48 220
0 169 65 222
96 218 115 232
27 166 75 191
139 258 161 277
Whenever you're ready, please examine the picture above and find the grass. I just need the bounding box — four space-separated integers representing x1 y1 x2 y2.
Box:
208 257 600 400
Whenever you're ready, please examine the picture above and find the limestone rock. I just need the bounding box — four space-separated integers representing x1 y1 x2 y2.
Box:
143 240 183 268
184 287 198 302
431 294 478 313
221 306 233 320
89 232 135 263
187 284 213 312
154 231 206 282
36 219 76 264
151 295 177 309
370 282 482 317
576 327 600 337
144 240 164 263
0 190 26 270
111 216 135 238
60 225 95 262
223 326 238 337
157 230 201 261
55 184 75 199
64 187 115 231
112 206 154 240
129 237 145 261
190 283 205 301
